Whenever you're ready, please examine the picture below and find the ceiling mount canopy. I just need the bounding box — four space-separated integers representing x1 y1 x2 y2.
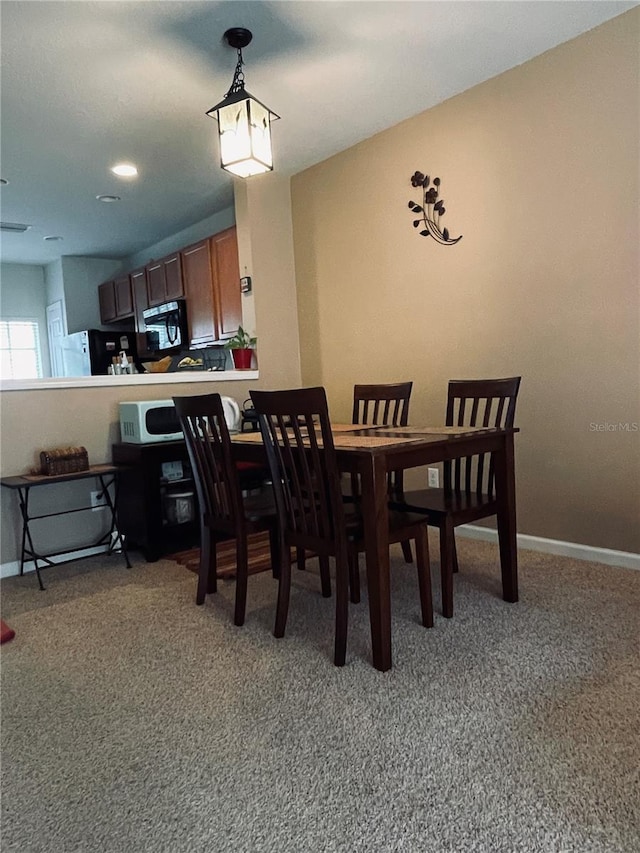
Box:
206 27 279 179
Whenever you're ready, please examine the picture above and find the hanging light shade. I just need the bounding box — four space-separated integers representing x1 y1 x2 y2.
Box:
206 28 279 178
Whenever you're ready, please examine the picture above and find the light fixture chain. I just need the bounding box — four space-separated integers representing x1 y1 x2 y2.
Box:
226 48 246 97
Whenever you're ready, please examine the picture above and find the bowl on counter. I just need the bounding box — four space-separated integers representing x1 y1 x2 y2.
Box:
142 356 173 373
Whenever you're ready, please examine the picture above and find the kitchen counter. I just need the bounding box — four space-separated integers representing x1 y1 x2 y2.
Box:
0 370 259 392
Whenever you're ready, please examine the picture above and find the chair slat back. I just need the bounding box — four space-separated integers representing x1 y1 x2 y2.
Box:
173 393 242 533
444 377 521 495
251 387 347 553
352 382 412 427
352 382 412 499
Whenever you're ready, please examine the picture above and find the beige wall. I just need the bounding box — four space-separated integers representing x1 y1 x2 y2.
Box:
0 174 302 565
234 175 302 388
291 11 640 554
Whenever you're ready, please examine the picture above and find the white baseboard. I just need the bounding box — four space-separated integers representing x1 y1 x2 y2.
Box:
2 530 638 578
456 525 640 571
0 545 110 579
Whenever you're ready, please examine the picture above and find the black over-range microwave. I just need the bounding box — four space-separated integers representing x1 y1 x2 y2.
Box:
142 300 189 354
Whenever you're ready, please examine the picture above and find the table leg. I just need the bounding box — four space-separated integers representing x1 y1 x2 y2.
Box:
440 515 455 618
359 454 392 672
494 432 518 603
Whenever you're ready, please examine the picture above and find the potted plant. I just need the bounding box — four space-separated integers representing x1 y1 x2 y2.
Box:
224 325 256 370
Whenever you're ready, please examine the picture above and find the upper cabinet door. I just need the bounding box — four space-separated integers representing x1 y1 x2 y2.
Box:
114 274 134 317
210 227 242 340
164 253 183 300
146 253 184 306
146 261 166 307
99 276 134 324
181 239 217 348
98 281 117 324
130 268 148 334
181 227 242 349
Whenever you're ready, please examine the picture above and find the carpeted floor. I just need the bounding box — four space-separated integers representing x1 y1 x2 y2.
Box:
1 539 639 853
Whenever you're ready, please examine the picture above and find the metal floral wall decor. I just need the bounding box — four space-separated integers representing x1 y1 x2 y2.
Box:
408 171 462 245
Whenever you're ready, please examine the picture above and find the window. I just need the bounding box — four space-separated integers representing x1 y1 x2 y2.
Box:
0 320 43 379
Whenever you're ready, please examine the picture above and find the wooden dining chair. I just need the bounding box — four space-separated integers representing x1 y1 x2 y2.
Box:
173 393 280 627
250 386 433 667
294 382 413 585
391 377 521 617
352 381 414 576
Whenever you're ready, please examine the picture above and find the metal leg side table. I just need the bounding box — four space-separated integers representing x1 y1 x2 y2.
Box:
1 464 131 590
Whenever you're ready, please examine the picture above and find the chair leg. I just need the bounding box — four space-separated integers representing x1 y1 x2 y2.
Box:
414 526 433 628
296 547 306 571
234 535 249 627
440 517 455 618
334 554 349 666
348 553 360 604
208 533 220 594
452 534 460 573
274 542 292 639
196 524 216 605
319 555 332 598
268 525 281 580
400 539 413 564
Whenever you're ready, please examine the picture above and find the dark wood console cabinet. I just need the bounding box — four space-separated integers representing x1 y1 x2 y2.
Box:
112 437 269 563
112 441 199 562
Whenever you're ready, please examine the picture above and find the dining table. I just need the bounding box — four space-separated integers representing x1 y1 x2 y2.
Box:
231 424 519 672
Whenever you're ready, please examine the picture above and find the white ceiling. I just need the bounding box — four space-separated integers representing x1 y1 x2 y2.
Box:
1 0 636 266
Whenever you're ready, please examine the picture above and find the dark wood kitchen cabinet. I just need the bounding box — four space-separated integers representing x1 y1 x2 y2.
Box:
181 226 242 348
181 240 213 348
98 281 117 323
146 252 183 307
130 268 148 333
130 267 155 358
115 274 134 317
99 275 134 324
112 441 199 562
211 227 243 340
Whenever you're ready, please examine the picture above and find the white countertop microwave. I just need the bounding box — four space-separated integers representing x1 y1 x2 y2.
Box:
119 397 241 443
119 400 183 443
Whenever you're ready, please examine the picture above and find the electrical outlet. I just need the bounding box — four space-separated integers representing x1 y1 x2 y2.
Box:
90 490 107 511
428 467 440 488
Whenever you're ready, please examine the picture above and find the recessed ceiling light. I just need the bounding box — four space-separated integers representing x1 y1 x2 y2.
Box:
111 163 138 177
0 221 30 232
43 235 63 241
96 194 121 202
0 178 8 186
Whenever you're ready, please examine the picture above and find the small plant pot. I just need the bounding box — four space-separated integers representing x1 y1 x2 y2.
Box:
231 348 253 370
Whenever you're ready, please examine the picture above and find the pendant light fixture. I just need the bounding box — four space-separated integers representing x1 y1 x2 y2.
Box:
206 28 279 178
